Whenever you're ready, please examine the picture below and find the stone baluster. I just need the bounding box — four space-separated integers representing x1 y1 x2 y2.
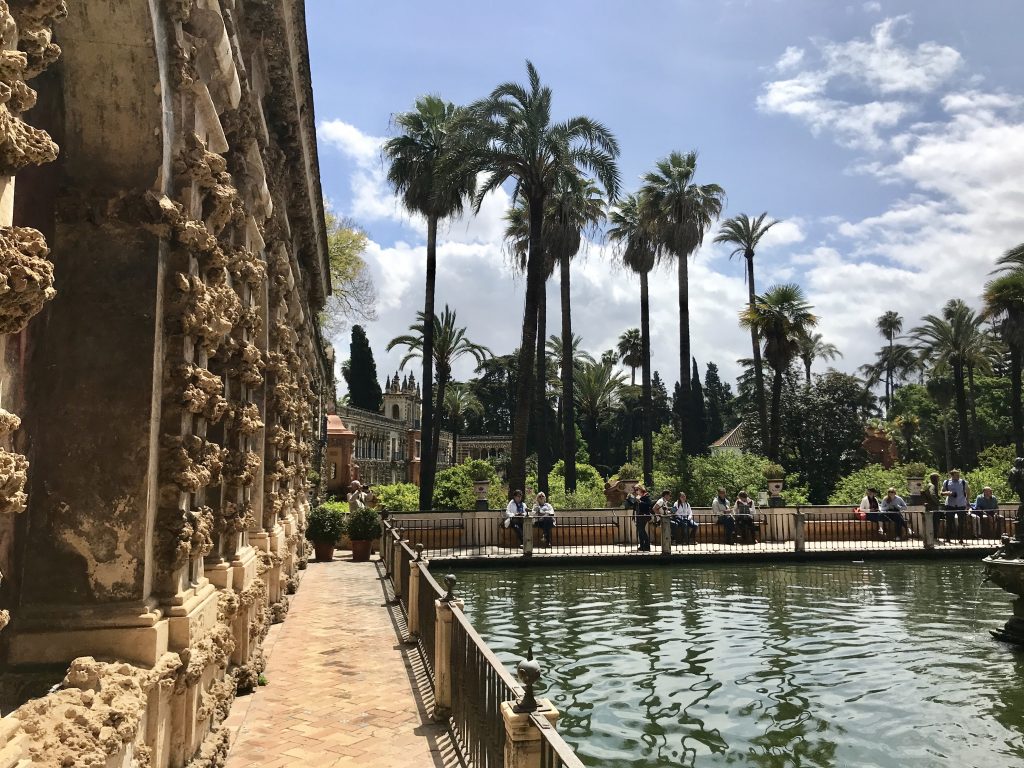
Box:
433 574 462 720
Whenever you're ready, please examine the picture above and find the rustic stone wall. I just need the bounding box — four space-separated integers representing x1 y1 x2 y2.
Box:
0 2 331 767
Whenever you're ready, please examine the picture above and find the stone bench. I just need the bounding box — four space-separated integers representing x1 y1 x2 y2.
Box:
496 520 619 547
398 521 465 549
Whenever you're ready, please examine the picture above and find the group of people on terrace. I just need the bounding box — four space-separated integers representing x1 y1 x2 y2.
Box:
502 489 556 547
627 485 760 550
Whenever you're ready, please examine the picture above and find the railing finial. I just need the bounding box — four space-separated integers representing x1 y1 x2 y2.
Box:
513 644 541 713
415 543 424 561
441 573 457 602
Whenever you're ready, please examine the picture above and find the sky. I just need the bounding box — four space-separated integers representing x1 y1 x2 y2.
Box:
306 0 1024 403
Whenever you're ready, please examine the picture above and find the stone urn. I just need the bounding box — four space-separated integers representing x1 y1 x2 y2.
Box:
620 479 639 496
983 530 1024 645
767 478 785 507
907 476 924 504
473 480 490 511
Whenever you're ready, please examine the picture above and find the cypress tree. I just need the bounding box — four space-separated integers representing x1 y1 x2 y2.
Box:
690 358 708 454
704 362 737 438
344 325 383 412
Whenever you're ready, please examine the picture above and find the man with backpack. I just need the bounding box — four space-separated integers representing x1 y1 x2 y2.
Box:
940 469 969 545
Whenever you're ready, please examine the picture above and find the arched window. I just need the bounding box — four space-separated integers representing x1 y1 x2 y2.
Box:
392 404 400 420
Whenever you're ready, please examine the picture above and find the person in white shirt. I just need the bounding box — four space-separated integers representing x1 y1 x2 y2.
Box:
672 491 698 544
712 487 738 544
879 486 911 540
940 469 969 544
532 492 556 547
734 491 760 544
503 489 527 547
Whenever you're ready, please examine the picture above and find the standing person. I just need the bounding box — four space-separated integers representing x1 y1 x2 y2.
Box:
971 486 1002 538
923 472 943 544
653 490 674 546
673 491 699 544
633 485 654 552
859 487 884 537
712 487 736 544
348 480 367 511
503 490 527 547
532 492 556 547
879 486 911 540
734 491 760 544
941 469 969 545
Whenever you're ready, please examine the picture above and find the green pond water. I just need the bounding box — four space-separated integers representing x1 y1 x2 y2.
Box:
453 559 1024 768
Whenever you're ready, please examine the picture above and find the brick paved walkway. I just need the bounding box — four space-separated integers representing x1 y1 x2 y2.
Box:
223 553 460 768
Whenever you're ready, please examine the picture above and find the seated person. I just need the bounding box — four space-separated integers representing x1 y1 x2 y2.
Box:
712 487 736 544
672 491 699 544
877 487 911 540
503 490 527 546
532 492 556 547
734 491 760 544
970 486 1003 538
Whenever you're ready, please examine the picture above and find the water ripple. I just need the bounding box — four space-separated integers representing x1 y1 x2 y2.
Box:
457 560 1024 768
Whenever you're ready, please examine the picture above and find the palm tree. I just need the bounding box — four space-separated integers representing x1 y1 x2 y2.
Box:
739 284 817 460
617 328 643 387
713 212 777 450
387 305 491 503
640 151 725 460
911 299 989 468
983 269 1024 455
859 343 920 400
469 61 620 496
609 194 658 487
384 96 477 510
545 333 595 388
574 358 626 473
796 331 841 386
443 384 484 465
875 311 903 413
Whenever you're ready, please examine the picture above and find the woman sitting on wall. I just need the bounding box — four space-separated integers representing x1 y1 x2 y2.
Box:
533 492 556 547
503 489 527 547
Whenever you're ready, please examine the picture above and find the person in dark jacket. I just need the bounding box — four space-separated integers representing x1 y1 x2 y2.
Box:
633 485 654 551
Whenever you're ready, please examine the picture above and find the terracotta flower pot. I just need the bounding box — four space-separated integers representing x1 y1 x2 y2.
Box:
313 541 335 562
351 539 372 562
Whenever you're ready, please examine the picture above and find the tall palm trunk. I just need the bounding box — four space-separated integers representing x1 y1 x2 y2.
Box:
967 363 980 465
745 252 769 452
769 367 784 461
509 196 546 495
640 269 654 487
952 363 970 467
1011 346 1023 457
803 359 812 388
560 253 577 492
942 415 952 471
430 367 449 482
535 284 550 495
678 256 691 463
420 215 438 509
885 335 894 415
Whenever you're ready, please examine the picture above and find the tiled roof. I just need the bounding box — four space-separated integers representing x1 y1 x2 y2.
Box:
709 422 744 449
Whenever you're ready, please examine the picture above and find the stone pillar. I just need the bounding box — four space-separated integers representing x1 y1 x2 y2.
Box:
407 559 422 639
794 511 806 553
500 700 560 768
433 595 463 720
660 514 672 555
523 517 534 558
923 510 937 549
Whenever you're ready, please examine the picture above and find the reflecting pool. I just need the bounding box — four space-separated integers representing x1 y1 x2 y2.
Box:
454 560 1024 768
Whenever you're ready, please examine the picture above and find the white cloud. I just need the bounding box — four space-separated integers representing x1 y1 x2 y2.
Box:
775 46 805 72
863 1 882 12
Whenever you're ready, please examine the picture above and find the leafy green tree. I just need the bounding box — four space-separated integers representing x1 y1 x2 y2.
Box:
617 328 643 387
470 60 620 498
372 483 420 512
641 151 725 463
388 305 491 507
574 358 626 475
319 212 376 339
651 372 673 432
704 362 737 440
609 193 657 486
983 266 1024 455
385 96 478 510
689 451 780 508
796 331 841 387
467 354 518 434
713 212 778 451
828 464 931 506
875 311 904 413
739 283 817 460
342 325 382 412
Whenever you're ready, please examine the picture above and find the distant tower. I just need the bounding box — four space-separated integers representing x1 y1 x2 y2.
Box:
382 370 421 426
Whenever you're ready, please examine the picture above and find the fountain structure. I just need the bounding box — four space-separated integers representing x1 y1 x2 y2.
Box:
983 457 1024 645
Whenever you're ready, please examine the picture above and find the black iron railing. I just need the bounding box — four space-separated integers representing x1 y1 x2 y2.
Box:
535 712 587 768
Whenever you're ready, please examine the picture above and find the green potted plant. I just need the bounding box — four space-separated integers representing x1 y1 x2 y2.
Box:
346 505 381 562
465 459 494 510
305 504 346 562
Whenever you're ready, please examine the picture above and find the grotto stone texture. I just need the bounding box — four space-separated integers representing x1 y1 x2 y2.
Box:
0 2 333 767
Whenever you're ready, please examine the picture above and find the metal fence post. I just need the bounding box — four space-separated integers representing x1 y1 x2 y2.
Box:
794 509 805 553
433 575 462 721
501 650 561 768
660 514 672 555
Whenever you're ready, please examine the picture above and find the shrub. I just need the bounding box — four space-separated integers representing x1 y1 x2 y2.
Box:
305 504 345 543
346 505 381 541
964 466 1012 503
373 483 420 512
464 459 495 482
689 451 778 507
827 464 937 505
977 444 1016 472
615 461 641 481
433 465 476 511
320 499 348 515
527 460 607 509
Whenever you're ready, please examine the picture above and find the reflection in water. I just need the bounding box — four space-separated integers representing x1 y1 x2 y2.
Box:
455 561 1024 768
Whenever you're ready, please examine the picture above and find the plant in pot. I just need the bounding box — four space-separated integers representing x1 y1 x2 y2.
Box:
465 459 494 510
346 505 381 563
305 504 346 562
